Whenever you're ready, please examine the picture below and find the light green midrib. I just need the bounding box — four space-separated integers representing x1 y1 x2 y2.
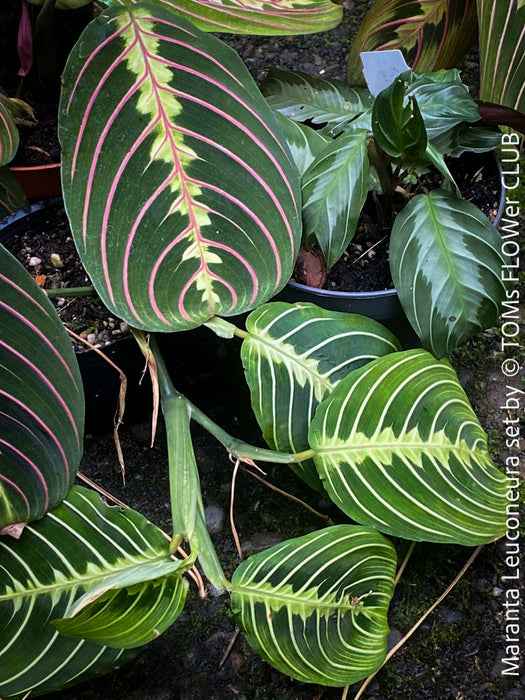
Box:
0 552 171 603
248 332 333 392
230 582 386 616
314 438 490 462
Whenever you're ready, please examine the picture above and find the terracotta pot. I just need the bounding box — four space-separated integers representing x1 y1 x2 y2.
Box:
10 163 62 200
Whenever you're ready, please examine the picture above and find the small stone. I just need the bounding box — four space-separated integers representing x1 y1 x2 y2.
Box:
387 628 403 651
205 503 224 534
50 253 64 268
28 256 41 267
86 333 97 345
493 586 504 597
120 321 130 333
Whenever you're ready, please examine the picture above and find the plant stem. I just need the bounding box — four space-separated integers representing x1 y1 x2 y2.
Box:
45 286 96 298
148 334 313 465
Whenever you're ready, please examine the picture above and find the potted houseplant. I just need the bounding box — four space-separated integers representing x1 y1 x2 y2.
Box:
0 0 95 204
0 4 512 698
262 62 510 356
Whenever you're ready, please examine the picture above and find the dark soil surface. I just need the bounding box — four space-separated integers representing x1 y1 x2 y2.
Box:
0 198 130 352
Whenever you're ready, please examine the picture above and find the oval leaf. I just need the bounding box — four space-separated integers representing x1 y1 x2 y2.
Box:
0 486 188 697
389 189 510 357
231 525 396 686
55 561 187 648
302 129 370 268
241 302 400 489
0 245 84 533
309 350 507 545
262 68 373 137
59 5 301 332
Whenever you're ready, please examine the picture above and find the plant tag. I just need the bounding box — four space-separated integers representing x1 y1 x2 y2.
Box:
360 50 410 96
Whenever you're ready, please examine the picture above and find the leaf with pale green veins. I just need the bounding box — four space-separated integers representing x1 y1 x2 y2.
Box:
309 349 507 545
0 486 188 697
262 68 373 137
302 129 370 269
241 302 400 489
230 525 397 686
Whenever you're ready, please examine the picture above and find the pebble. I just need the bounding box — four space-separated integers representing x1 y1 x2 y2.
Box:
387 628 403 651
86 333 96 345
50 253 64 268
204 503 224 534
28 256 41 267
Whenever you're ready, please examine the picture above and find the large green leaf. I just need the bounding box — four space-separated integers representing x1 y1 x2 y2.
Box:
241 302 400 489
302 129 370 269
0 246 84 534
347 0 477 84
310 350 507 545
389 189 509 357
55 560 187 648
230 525 396 686
59 4 301 333
262 68 374 137
478 0 525 113
109 0 343 35
0 486 188 697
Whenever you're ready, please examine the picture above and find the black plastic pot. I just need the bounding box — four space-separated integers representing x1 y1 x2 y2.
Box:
276 152 506 349
0 199 152 433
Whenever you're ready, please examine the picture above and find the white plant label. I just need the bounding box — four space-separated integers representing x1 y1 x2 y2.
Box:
360 50 411 96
